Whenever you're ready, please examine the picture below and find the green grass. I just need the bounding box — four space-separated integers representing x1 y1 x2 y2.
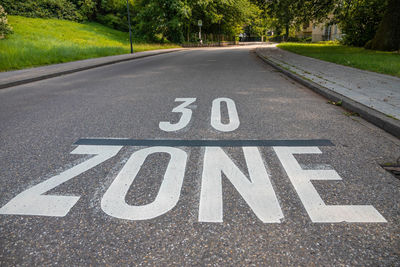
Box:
277 42 400 77
0 16 180 71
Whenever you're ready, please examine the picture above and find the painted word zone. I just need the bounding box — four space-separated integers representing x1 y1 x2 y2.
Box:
0 144 386 223
0 97 387 223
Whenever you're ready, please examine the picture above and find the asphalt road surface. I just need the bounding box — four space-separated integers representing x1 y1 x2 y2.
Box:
0 46 399 266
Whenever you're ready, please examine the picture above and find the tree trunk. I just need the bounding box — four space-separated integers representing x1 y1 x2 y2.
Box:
187 23 189 42
369 0 400 51
285 22 289 41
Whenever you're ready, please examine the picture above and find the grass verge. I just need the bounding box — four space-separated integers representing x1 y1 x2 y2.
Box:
0 16 180 71
277 42 400 77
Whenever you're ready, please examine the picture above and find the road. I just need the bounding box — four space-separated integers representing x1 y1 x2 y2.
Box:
0 46 399 265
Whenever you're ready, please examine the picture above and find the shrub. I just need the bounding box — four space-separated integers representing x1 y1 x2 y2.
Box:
318 40 340 45
75 0 97 21
1 0 82 21
299 37 312 43
0 4 13 38
268 34 302 43
336 0 387 47
97 13 128 32
96 0 134 32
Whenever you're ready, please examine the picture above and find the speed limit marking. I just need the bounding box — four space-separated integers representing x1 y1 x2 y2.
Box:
0 97 387 223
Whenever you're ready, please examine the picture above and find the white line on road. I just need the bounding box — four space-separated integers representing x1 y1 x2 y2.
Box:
273 146 387 223
0 145 122 217
211 97 240 132
199 147 283 223
159 98 196 132
101 146 187 220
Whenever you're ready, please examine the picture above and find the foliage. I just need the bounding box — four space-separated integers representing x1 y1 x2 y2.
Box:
97 13 127 31
1 0 267 43
133 0 188 43
266 0 297 38
268 35 300 42
0 4 12 38
3 0 393 46
278 42 400 77
242 3 267 38
266 0 334 38
0 16 180 71
265 0 392 49
131 0 263 43
96 0 135 31
133 0 263 43
0 0 82 21
333 0 387 47
75 0 98 20
368 0 400 51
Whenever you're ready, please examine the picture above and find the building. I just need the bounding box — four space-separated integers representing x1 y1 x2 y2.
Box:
297 23 313 39
297 17 342 42
311 22 342 42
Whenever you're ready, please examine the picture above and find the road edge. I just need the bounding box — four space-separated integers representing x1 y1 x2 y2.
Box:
255 49 400 139
0 49 183 90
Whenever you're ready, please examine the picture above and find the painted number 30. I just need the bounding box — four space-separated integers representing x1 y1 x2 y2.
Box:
159 98 240 132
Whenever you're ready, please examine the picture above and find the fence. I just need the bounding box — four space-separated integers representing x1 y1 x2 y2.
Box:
181 41 237 47
239 37 262 42
185 33 236 43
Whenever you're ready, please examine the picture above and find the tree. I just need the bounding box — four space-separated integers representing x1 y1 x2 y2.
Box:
133 0 263 43
333 0 387 47
266 0 334 40
96 0 135 31
188 0 262 41
4 0 269 43
266 0 296 39
369 0 400 51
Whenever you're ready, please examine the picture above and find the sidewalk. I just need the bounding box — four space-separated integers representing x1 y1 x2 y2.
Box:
0 48 183 89
256 44 400 137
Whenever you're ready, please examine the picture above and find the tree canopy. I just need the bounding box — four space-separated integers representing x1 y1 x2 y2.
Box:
369 0 400 51
132 0 264 42
2 0 397 50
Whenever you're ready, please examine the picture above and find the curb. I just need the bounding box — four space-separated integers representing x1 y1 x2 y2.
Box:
255 49 400 139
0 49 183 90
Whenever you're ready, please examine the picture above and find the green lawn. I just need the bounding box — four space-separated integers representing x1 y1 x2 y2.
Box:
0 16 180 71
277 42 400 77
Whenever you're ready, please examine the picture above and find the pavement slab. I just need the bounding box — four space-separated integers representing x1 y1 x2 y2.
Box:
256 44 400 120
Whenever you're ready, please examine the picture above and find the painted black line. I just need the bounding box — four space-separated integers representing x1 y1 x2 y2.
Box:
74 138 334 147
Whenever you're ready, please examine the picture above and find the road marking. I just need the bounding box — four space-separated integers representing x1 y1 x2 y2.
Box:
0 142 387 223
74 138 334 147
101 147 187 220
0 145 122 217
199 147 283 223
211 97 240 132
0 93 387 223
159 98 196 132
273 146 387 223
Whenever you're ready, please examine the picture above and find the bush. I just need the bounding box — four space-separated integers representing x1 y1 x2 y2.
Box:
1 0 82 21
0 4 13 38
318 40 340 45
96 0 134 32
76 0 97 21
299 37 312 43
268 34 302 43
97 13 128 32
337 0 387 47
